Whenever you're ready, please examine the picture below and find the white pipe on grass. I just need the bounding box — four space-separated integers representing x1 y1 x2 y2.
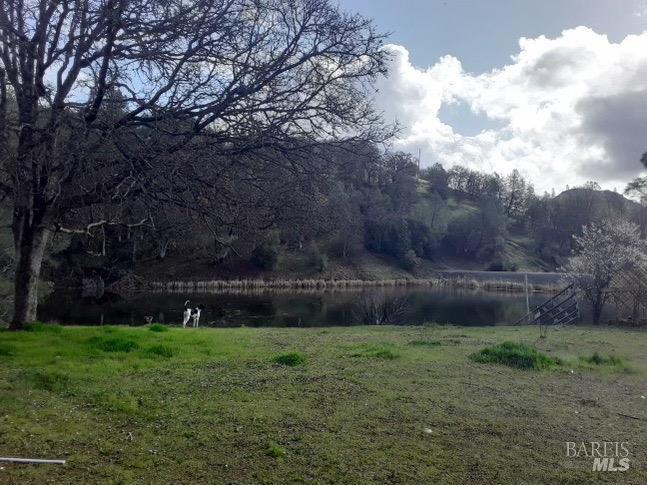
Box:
0 457 66 464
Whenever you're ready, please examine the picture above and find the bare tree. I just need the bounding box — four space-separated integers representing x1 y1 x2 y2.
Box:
0 0 389 328
563 219 647 324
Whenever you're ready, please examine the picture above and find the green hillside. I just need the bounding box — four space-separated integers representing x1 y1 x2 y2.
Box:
1 162 641 290
135 191 556 282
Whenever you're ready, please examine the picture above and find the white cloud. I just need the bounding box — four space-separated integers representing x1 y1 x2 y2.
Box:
376 27 647 192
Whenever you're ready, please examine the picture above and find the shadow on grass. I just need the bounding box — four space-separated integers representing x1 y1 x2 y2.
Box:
407 338 461 347
24 322 63 333
580 352 623 366
408 340 442 347
20 369 72 394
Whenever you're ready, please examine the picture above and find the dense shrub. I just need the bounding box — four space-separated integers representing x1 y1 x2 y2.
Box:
399 249 419 271
251 231 281 270
365 217 411 261
308 243 328 273
406 218 436 259
251 244 279 270
443 200 507 260
365 217 429 270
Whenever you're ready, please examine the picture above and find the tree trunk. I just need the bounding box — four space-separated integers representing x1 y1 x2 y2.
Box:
592 296 603 325
11 225 50 329
10 103 52 329
592 305 601 325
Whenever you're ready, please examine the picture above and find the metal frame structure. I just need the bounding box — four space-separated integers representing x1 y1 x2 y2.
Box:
514 283 579 326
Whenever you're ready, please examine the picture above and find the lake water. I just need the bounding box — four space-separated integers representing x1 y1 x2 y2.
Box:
37 287 599 327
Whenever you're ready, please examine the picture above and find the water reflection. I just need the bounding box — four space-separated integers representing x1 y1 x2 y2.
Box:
37 287 576 327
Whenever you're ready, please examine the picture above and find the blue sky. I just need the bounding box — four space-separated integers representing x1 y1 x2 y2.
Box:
340 0 647 72
337 1 647 191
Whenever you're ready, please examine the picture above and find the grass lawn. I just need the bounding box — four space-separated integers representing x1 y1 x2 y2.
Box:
0 324 646 484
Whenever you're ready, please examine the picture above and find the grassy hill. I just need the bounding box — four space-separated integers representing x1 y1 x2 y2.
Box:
502 234 554 272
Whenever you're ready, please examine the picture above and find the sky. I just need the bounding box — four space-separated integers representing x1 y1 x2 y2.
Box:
338 0 647 193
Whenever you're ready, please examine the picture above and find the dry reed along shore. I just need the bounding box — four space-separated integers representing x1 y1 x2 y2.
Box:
148 277 563 294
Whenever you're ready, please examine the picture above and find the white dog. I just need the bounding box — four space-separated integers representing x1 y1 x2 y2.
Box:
182 300 205 328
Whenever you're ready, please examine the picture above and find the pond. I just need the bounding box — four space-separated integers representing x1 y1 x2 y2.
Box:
36 287 603 327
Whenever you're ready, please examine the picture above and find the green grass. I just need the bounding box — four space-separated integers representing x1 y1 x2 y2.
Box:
503 234 554 272
0 342 13 356
351 343 400 359
265 443 287 458
148 323 169 332
0 324 645 483
470 341 560 370
90 335 139 353
146 344 175 358
272 352 307 366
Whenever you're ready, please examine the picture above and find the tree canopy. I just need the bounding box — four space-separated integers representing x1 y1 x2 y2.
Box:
0 0 389 327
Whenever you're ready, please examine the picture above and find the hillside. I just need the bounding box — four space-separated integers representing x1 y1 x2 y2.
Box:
135 242 549 282
134 186 641 282
134 194 552 282
1 165 641 289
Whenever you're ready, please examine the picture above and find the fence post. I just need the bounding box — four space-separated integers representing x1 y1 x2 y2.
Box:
525 273 530 324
